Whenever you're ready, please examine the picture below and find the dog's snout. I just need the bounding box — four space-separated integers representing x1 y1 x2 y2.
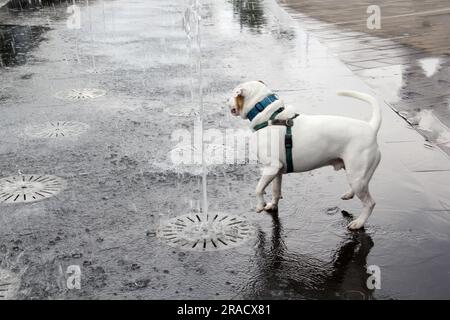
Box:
227 96 238 116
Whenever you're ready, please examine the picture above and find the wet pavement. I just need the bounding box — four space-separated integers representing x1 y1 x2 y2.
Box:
0 0 449 300
280 0 450 155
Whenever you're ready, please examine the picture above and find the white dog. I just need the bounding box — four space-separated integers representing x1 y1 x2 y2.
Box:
228 81 381 230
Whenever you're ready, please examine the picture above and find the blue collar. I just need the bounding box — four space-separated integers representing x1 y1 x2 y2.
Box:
247 94 278 121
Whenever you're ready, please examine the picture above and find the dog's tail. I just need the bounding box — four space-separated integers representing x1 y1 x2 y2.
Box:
336 90 381 134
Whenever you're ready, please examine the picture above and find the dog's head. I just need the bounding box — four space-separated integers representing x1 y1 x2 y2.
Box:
228 80 272 119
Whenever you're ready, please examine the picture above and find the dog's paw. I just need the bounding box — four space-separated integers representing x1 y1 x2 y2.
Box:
256 204 266 213
341 190 355 200
347 218 365 230
264 202 278 212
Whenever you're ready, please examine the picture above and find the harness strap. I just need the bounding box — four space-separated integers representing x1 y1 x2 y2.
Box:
253 107 299 173
285 125 294 173
253 107 285 131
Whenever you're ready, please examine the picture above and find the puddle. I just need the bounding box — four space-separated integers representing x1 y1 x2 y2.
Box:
5 0 88 10
240 215 376 300
356 57 450 153
0 24 50 67
277 0 450 155
230 0 267 33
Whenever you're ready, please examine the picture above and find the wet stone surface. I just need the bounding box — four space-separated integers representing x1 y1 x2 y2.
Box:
0 0 449 300
0 268 20 300
280 0 450 155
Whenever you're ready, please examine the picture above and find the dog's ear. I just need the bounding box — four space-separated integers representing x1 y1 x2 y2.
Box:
233 87 243 97
234 87 245 112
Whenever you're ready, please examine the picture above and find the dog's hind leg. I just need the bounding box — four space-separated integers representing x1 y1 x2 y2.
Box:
264 172 282 211
342 167 355 200
255 166 281 213
330 159 354 200
341 189 355 200
347 185 375 230
345 150 381 230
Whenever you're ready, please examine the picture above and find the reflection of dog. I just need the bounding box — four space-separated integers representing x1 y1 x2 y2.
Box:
244 213 376 299
228 81 382 229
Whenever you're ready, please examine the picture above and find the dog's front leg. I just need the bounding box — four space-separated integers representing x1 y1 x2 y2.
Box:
255 167 280 213
264 172 282 211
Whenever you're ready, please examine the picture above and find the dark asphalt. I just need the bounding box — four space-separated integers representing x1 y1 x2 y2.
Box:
0 0 449 299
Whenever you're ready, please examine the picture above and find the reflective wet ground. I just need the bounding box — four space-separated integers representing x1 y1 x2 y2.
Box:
281 0 450 155
0 0 449 299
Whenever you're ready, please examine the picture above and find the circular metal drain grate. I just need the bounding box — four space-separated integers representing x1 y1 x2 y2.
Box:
24 121 89 138
0 269 20 300
0 175 65 204
55 88 106 101
158 213 255 251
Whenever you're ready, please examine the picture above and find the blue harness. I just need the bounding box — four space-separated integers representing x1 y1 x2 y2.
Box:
248 94 299 173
